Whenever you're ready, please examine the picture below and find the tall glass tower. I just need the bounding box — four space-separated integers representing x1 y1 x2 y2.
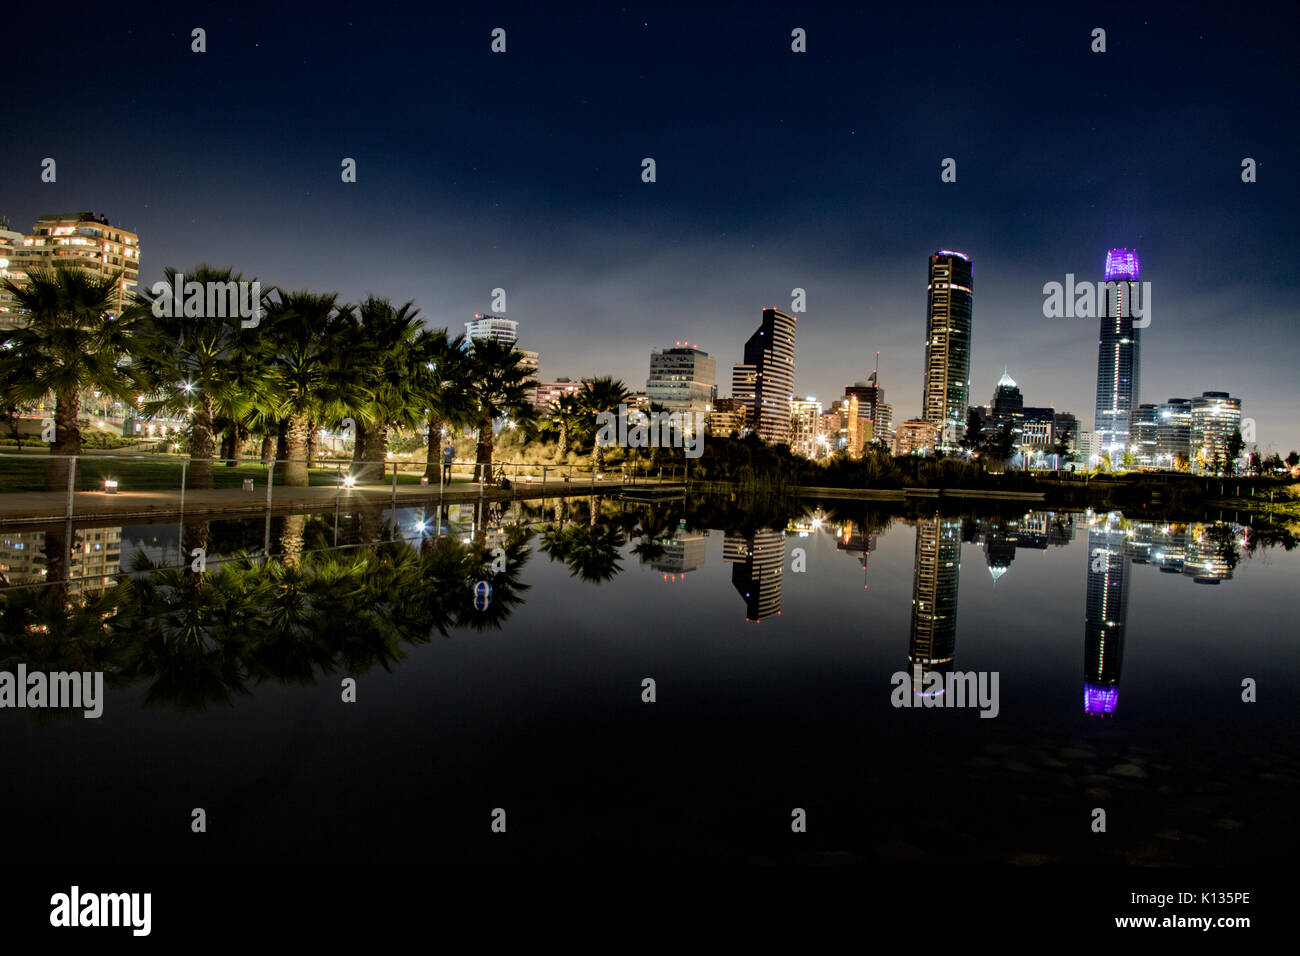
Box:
738 307 797 445
922 251 973 452
1094 248 1142 460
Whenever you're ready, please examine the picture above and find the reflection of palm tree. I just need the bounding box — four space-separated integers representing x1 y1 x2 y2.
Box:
540 518 625 583
628 508 678 564
0 533 535 711
453 526 534 632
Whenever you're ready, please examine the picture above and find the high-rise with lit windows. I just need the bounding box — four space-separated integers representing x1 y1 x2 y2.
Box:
734 307 797 445
7 212 140 318
1094 248 1143 459
922 251 973 451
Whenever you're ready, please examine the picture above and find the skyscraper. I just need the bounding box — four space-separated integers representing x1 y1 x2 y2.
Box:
0 220 23 330
1156 397 1193 467
646 345 716 417
1190 391 1243 474
844 356 891 449
734 307 797 445
7 212 140 318
789 396 823 459
1131 404 1159 467
464 313 518 345
922 251 973 452
1094 248 1143 459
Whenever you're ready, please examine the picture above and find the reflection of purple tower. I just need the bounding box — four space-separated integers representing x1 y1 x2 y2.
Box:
1084 514 1128 716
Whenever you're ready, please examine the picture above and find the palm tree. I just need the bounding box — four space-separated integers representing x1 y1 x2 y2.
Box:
338 296 422 482
131 264 258 489
417 330 474 482
464 339 537 483
546 391 585 458
257 290 358 486
0 265 145 489
579 376 631 474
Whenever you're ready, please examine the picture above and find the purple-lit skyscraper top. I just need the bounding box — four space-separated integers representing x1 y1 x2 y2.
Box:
1104 248 1140 281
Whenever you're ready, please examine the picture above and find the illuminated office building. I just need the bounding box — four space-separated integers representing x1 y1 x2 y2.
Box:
1093 248 1143 459
733 307 797 445
922 251 973 451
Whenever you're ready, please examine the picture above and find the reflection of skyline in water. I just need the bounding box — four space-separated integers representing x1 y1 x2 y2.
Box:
650 531 707 581
724 530 784 622
0 500 1261 721
909 516 962 694
836 520 877 589
1083 512 1244 717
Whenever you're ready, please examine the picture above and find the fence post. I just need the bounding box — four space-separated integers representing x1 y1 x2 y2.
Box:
263 459 276 558
391 460 398 512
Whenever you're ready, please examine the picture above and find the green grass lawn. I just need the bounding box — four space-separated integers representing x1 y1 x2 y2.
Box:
0 450 450 493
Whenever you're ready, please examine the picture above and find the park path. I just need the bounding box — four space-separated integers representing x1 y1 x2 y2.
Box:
0 477 638 528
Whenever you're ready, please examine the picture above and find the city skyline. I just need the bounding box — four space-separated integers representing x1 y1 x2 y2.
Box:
1 6 1294 452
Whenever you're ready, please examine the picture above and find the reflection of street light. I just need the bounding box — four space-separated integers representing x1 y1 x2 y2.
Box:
343 475 356 488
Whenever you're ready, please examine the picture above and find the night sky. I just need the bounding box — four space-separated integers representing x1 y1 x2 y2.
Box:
4 2 1296 450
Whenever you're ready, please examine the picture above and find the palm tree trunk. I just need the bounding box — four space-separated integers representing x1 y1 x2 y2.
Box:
353 421 388 483
279 513 306 568
305 419 318 472
423 417 443 480
283 415 310 486
47 390 82 492
233 424 249 465
475 413 494 483
189 394 216 490
260 433 275 467
275 419 290 469
219 426 237 465
351 419 368 477
370 423 389 482
558 423 569 458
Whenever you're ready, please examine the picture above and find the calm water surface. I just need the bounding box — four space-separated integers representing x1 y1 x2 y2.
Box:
2 499 1296 866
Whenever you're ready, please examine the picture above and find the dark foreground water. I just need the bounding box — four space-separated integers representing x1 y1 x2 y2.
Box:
1 498 1297 867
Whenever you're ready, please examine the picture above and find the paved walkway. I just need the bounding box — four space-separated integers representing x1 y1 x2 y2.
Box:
0 478 654 528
